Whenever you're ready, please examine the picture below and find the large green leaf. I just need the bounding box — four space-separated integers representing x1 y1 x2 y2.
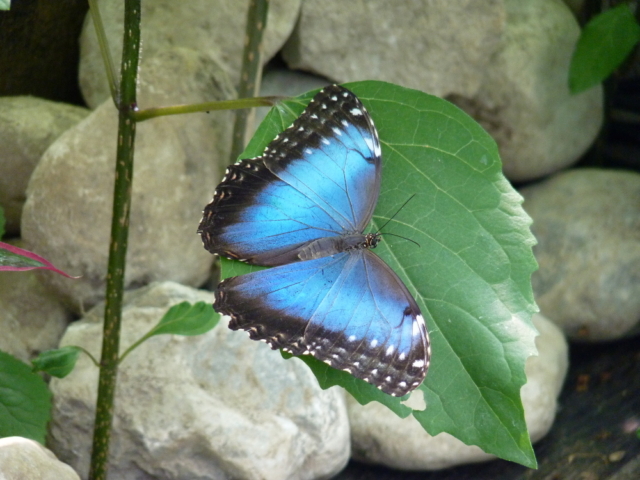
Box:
569 4 640 93
219 81 538 467
0 350 51 443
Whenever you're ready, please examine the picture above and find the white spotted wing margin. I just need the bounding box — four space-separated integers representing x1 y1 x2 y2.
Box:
215 249 430 397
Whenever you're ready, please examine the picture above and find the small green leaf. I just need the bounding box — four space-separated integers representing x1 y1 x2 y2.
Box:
570 4 640 93
150 301 219 336
219 81 539 467
0 1 10 11
31 346 81 378
119 302 219 364
0 350 51 443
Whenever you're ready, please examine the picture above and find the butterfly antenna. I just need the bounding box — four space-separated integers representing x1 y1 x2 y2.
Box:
374 194 420 248
375 194 416 234
380 232 421 248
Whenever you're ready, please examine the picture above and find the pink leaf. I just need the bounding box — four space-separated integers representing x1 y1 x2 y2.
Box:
0 241 79 278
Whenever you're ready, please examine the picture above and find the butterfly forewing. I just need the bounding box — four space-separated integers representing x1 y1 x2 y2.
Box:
263 85 382 233
198 85 381 266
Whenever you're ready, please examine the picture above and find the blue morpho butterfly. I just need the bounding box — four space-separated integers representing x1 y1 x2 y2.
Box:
198 85 430 396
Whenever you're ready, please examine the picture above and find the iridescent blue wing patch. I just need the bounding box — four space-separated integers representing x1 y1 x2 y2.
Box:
198 85 430 396
198 85 381 266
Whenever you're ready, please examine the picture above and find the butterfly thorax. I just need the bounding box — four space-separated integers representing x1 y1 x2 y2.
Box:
297 233 381 261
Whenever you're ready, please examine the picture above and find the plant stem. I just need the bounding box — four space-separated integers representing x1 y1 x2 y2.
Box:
88 0 119 105
88 0 141 479
117 330 153 366
229 0 270 162
75 346 101 368
132 95 280 122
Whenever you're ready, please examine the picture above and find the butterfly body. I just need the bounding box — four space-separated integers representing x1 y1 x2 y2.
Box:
199 85 430 396
297 232 379 261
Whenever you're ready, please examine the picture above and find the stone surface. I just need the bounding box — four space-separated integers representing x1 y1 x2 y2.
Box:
347 314 568 470
0 266 71 362
0 96 89 235
470 0 603 181
281 0 603 182
282 0 504 100
253 68 329 132
49 282 350 480
260 68 329 98
0 437 80 480
21 48 234 313
79 0 301 108
522 168 640 341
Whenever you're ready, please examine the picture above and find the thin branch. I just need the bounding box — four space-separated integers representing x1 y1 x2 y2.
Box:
117 331 153 365
229 0 270 162
75 346 101 368
131 95 281 122
88 0 120 105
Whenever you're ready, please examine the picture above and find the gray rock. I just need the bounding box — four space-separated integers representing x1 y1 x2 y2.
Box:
79 0 301 108
522 169 640 341
474 0 603 181
253 68 329 132
281 0 603 182
282 0 503 100
0 437 80 480
48 282 350 480
260 69 329 98
0 97 89 235
0 266 71 362
348 314 568 469
21 48 234 313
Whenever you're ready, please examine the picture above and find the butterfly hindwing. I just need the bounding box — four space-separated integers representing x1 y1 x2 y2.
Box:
198 85 381 266
216 250 430 397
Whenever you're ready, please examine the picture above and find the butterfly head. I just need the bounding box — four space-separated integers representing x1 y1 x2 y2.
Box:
364 232 381 249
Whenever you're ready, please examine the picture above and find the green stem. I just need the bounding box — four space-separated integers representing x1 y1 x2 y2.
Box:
75 346 101 368
88 0 119 105
117 331 153 365
229 0 270 162
132 95 280 122
88 1 141 479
